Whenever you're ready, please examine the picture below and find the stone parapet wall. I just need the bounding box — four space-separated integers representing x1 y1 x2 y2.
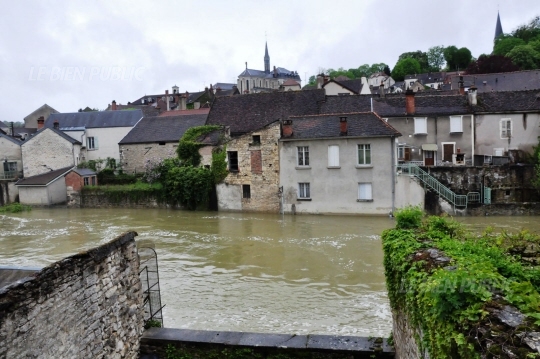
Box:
391 311 423 359
0 231 144 359
81 192 174 209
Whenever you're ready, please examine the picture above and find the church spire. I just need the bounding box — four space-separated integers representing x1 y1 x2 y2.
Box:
264 42 270 74
494 11 503 42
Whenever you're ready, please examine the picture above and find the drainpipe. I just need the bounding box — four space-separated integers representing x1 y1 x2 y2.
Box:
391 136 396 214
471 114 475 162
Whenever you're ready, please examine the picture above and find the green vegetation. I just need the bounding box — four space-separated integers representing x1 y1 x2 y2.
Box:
383 207 540 358
144 319 162 329
82 182 164 204
0 203 32 213
391 58 421 82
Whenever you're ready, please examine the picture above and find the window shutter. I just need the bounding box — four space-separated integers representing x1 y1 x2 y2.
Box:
328 145 339 167
450 116 462 133
358 183 372 200
414 118 427 134
94 137 99 149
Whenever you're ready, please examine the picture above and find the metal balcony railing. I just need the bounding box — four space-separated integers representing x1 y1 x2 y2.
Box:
397 163 468 209
0 171 20 180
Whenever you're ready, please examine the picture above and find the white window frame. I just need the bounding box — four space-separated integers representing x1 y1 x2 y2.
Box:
357 183 373 201
298 182 310 199
328 145 340 168
297 146 310 167
357 144 371 166
449 116 463 133
500 118 512 139
414 117 427 134
87 136 98 150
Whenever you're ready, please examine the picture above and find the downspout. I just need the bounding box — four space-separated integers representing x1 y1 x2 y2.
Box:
391 136 396 215
471 114 475 162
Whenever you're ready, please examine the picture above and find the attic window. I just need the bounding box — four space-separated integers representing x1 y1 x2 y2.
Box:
158 142 166 146
252 135 261 144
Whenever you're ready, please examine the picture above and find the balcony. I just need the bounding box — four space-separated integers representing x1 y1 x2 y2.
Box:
0 171 22 180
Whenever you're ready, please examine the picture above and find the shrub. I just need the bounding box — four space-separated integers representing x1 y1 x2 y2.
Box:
394 206 423 229
0 203 32 213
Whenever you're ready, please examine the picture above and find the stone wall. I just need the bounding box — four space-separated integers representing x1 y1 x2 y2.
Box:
81 191 172 209
221 123 281 212
391 310 423 359
121 143 177 175
0 231 144 359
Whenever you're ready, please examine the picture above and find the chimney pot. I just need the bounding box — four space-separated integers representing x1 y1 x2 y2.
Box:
405 89 416 115
111 100 117 111
339 117 348 135
37 116 45 129
282 119 293 137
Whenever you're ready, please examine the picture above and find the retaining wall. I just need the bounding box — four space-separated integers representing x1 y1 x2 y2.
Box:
0 231 144 359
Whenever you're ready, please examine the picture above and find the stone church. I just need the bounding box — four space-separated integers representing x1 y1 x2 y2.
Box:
237 43 302 94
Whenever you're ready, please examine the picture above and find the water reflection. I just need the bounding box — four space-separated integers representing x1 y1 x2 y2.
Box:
1 208 538 336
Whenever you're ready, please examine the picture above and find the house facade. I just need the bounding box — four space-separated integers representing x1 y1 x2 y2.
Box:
322 78 371 96
45 110 143 166
23 104 59 129
0 133 22 180
279 113 401 215
21 127 81 178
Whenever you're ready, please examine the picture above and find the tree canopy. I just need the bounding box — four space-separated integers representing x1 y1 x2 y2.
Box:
465 54 519 74
444 46 473 70
392 58 421 81
506 45 540 70
427 46 446 71
493 36 526 56
398 51 430 73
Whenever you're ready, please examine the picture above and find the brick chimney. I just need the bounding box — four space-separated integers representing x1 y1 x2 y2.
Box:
282 119 293 138
339 116 348 135
379 81 385 98
174 94 180 107
323 75 330 84
111 100 117 111
53 121 59 130
458 76 465 95
468 85 478 106
405 89 416 115
37 116 45 129
165 90 170 111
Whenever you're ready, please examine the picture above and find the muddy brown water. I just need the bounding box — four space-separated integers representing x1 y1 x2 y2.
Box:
1 208 539 336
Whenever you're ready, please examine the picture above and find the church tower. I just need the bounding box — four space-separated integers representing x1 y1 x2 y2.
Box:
264 42 270 74
494 11 503 42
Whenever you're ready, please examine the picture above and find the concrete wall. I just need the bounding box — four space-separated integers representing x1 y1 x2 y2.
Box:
0 136 22 178
0 231 144 359
395 174 425 210
18 177 67 205
475 113 540 156
120 142 177 175
0 182 18 205
82 127 134 163
280 137 395 215
21 128 76 177
220 124 281 212
388 115 473 164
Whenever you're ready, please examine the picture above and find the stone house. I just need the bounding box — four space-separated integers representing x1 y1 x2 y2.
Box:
44 109 143 166
23 104 59 129
472 89 540 161
0 132 22 180
279 112 401 215
21 126 82 178
16 166 73 205
118 109 209 174
207 89 326 212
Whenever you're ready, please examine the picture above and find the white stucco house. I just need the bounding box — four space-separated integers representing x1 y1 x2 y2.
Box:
44 109 143 166
16 166 73 205
279 112 401 215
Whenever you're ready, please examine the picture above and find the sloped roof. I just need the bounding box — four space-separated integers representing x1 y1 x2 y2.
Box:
119 114 208 144
24 127 82 145
106 104 159 117
23 104 59 121
206 89 326 135
45 110 143 129
326 79 364 94
16 166 73 186
284 112 401 140
475 90 540 112
495 11 503 40
449 70 540 92
0 132 22 145
0 120 6 128
238 67 301 81
71 168 96 176
213 83 236 91
282 79 300 86
158 108 210 117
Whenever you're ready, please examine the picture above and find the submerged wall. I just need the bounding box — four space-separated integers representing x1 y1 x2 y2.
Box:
0 231 144 359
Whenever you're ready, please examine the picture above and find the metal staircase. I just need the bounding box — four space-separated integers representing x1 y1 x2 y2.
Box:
397 163 468 210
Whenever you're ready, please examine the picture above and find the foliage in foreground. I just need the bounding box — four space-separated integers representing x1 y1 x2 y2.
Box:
0 203 32 213
383 207 540 358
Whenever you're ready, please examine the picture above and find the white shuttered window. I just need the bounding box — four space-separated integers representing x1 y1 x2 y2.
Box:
449 116 463 133
328 145 339 167
414 118 427 134
358 183 372 201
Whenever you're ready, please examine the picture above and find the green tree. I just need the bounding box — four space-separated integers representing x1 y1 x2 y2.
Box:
444 46 472 70
506 45 540 70
512 15 540 42
493 35 526 56
427 45 446 71
465 54 519 74
308 75 316 86
392 58 421 81
383 65 391 76
398 51 430 72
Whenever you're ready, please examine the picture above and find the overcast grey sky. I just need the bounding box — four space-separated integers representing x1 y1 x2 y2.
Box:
1 0 538 122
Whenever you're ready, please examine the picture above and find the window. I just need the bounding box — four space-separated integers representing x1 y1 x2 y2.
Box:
158 142 166 146
228 151 239 172
298 183 310 199
242 185 251 199
297 146 309 166
500 119 512 138
449 116 463 133
357 144 371 165
414 118 427 134
91 176 96 185
494 148 504 157
252 135 261 144
87 136 98 150
328 145 339 167
397 146 411 161
84 177 89 186
358 183 373 201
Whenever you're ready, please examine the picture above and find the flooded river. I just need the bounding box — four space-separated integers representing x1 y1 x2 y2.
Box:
1 208 539 337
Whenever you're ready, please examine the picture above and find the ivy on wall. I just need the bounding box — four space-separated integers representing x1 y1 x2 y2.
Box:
383 206 540 358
